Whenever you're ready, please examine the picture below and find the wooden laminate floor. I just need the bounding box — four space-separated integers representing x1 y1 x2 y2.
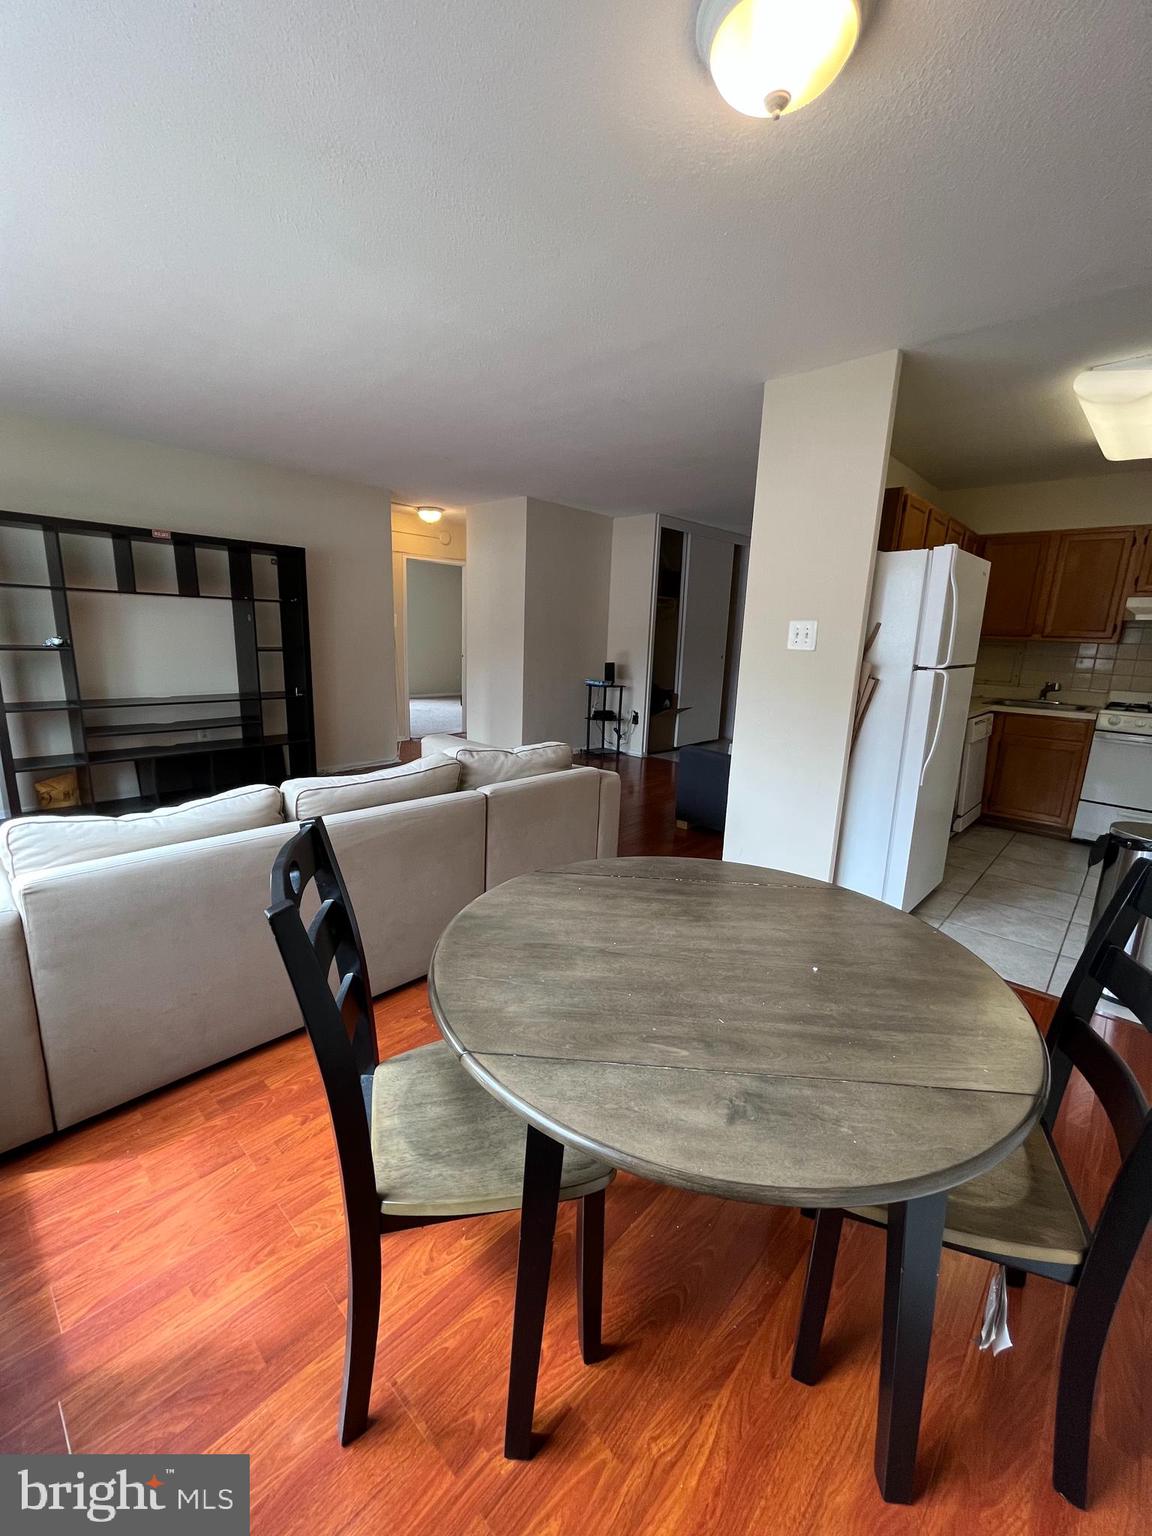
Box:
0 752 1147 1534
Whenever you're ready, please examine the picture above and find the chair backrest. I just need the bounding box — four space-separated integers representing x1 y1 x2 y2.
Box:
266 818 379 1220
1043 859 1152 1265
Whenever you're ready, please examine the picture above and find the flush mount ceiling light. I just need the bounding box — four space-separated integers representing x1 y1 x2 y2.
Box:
1073 356 1152 462
416 506 444 523
696 0 864 119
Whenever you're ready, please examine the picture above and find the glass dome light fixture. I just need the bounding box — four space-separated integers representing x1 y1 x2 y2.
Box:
1073 356 1152 462
696 0 865 120
416 506 444 523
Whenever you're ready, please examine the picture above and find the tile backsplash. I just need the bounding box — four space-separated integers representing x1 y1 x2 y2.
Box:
975 622 1152 707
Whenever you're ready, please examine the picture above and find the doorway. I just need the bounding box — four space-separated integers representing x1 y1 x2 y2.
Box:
404 558 464 741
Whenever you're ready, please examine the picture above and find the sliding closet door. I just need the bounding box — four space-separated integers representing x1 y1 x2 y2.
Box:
675 535 734 747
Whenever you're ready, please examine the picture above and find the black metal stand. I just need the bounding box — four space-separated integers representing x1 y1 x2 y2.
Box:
583 680 624 762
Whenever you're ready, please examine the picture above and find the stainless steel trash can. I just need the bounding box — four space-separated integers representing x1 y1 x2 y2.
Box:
1089 820 1152 969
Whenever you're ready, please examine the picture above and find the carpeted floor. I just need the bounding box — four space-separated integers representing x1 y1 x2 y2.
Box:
409 695 463 737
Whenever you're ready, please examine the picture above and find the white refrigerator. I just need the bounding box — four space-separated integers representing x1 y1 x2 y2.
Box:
836 545 991 912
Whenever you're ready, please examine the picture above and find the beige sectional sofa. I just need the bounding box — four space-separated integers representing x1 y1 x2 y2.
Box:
0 741 619 1152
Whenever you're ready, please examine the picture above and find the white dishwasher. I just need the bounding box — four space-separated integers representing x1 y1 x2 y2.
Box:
953 711 993 833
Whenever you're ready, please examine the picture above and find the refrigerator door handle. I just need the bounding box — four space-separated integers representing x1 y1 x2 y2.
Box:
920 671 948 787
944 557 960 668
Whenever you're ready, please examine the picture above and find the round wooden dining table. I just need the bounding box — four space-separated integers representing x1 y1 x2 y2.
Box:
428 856 1050 1504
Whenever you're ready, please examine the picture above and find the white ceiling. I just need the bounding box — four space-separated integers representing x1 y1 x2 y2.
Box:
2 2 1151 528
894 284 1152 490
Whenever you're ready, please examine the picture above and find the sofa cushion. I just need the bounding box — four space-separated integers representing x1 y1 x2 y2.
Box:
282 753 460 819
428 739 573 790
0 783 283 882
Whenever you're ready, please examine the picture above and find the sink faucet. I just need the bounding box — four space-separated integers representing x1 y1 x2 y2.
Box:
1039 680 1062 701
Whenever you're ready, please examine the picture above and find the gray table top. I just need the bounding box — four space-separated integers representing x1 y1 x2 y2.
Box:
428 858 1050 1208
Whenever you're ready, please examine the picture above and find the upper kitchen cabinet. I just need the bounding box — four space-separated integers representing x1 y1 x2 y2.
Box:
1133 529 1152 595
980 532 1053 638
1040 527 1139 640
924 506 949 548
878 488 978 554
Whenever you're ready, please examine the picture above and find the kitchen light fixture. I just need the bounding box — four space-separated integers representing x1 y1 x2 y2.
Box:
1073 356 1152 462
696 0 863 119
416 506 444 523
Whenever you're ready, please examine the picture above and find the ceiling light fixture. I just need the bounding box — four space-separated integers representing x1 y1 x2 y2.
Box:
1073 357 1152 462
416 506 444 523
696 0 864 120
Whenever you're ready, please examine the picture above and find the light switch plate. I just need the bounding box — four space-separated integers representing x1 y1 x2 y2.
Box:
788 619 818 651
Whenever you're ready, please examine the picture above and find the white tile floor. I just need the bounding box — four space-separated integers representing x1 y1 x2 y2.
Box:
914 827 1107 999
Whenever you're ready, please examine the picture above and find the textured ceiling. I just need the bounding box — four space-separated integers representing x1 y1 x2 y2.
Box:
2 1 1151 527
894 284 1152 490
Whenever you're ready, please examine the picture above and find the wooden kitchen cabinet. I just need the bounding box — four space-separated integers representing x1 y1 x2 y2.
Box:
1133 530 1152 595
924 507 949 548
878 488 978 554
1040 526 1139 640
983 712 1094 833
980 532 1053 639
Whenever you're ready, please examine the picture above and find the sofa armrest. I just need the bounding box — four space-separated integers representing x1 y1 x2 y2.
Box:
596 769 621 859
0 865 54 1151
478 768 603 888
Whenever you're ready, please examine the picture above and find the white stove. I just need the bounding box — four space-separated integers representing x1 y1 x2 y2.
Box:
1073 699 1152 840
1096 702 1152 736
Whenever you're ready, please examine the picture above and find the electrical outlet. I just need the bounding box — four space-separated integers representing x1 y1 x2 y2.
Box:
788 619 818 651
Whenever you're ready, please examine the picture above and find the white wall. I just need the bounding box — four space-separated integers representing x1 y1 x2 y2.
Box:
725 351 902 879
605 515 658 755
405 559 462 696
464 496 613 750
948 468 1152 533
523 499 613 749
886 455 948 508
464 498 528 747
0 412 398 771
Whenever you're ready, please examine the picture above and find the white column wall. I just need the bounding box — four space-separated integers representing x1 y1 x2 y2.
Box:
724 351 902 879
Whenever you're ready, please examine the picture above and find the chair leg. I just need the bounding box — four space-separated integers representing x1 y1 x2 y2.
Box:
874 1192 947 1505
1006 1266 1027 1289
504 1125 565 1460
577 1189 606 1364
338 1224 382 1446
1053 1252 1136 1507
791 1209 845 1385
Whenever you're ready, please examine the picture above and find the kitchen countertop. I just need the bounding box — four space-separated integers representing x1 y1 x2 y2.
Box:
968 698 1099 722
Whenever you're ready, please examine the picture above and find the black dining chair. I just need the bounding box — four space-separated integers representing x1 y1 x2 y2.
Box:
790 858 1152 1509
265 817 614 1445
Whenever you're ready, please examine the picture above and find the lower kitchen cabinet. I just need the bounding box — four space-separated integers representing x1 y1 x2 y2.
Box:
983 712 1095 833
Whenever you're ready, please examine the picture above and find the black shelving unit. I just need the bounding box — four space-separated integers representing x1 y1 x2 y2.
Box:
0 509 315 818
583 679 625 762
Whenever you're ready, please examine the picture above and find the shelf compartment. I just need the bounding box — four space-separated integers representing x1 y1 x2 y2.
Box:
84 716 250 739
3 699 82 713
14 752 87 774
80 691 284 708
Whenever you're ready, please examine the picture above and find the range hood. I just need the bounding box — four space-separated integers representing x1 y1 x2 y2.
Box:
1126 595 1152 622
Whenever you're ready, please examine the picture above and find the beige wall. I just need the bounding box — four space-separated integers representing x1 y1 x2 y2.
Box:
950 468 1152 533
390 506 467 561
0 412 398 771
405 559 463 696
463 496 613 750
725 351 902 879
523 499 613 749
886 456 948 509
463 498 528 747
